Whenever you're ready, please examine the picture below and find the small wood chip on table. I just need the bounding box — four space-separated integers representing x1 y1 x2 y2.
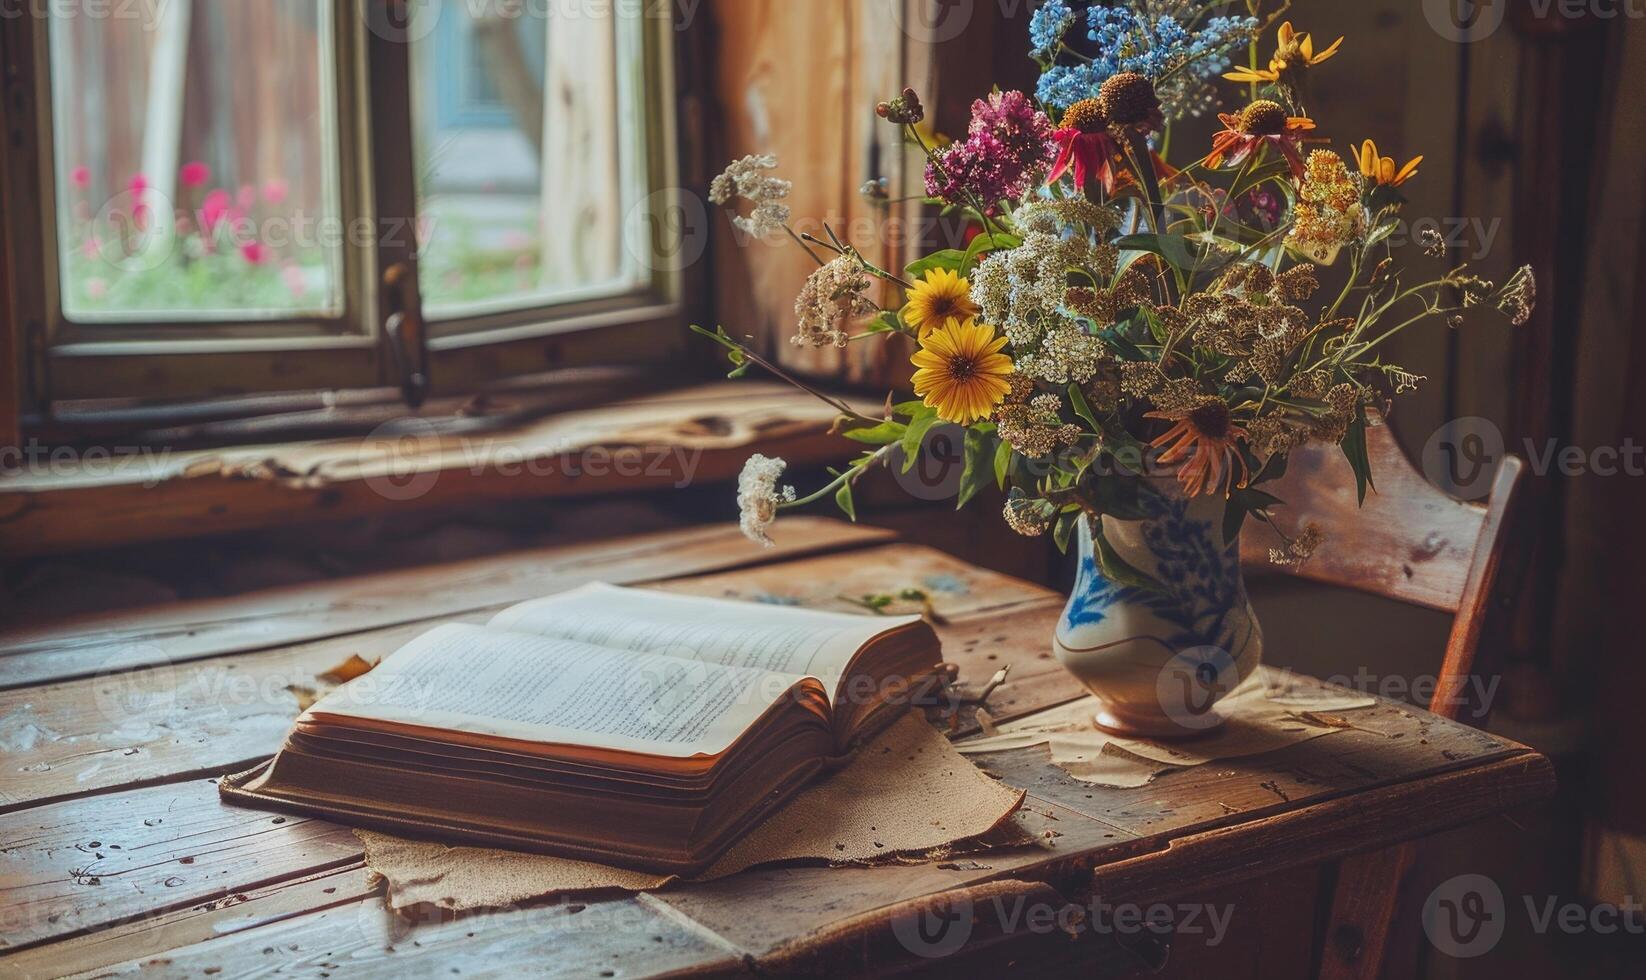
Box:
0 518 1554 978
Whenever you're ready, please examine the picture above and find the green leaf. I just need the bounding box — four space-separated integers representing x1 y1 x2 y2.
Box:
864 310 903 335
1096 420 1150 475
1137 306 1169 345
993 439 1014 490
1066 383 1099 431
842 420 907 445
956 425 997 510
689 323 751 377
1221 488 1283 549
961 231 1020 274
835 482 857 522
688 322 732 347
893 399 927 417
1053 511 1080 553
1364 219 1399 249
1091 477 1158 522
1341 406 1375 505
1092 525 1168 593
1098 322 1149 362
900 411 941 473
1113 232 1201 271
1234 487 1283 510
1253 449 1289 485
1366 184 1408 214
905 249 967 282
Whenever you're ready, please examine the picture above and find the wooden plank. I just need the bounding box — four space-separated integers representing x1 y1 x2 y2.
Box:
0 566 1066 813
0 383 855 557
0 863 373 980
0 516 895 689
0 779 361 952
1239 420 1489 614
1083 754 1555 909
39 891 742 980
978 694 1516 840
0 617 465 812
539 4 621 289
648 542 1057 619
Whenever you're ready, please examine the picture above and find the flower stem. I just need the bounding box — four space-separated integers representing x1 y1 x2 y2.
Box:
785 225 828 267
713 330 884 426
782 445 894 509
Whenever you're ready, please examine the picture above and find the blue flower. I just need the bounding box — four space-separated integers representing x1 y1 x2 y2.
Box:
1036 64 1101 109
1029 0 1075 57
1035 3 1259 111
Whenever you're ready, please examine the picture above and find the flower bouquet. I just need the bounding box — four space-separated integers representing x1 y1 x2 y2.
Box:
697 2 1535 734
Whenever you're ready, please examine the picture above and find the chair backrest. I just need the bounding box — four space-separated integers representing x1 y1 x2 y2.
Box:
1238 418 1528 724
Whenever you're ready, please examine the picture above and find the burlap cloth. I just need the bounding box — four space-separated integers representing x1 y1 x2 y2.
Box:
358 712 1028 911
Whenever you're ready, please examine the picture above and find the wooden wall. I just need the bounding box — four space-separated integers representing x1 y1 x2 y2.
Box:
703 0 1033 390
1563 16 1646 912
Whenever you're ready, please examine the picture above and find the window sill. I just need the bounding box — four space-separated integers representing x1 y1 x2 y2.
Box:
0 382 852 557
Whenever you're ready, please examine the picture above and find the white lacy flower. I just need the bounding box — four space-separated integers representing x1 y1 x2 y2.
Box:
736 454 796 547
710 153 792 239
971 233 1108 384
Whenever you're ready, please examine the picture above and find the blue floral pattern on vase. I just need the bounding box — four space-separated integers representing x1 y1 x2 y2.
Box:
1053 482 1263 736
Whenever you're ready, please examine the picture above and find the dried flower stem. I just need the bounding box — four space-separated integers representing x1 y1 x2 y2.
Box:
784 225 828 267
710 329 884 426
799 230 913 289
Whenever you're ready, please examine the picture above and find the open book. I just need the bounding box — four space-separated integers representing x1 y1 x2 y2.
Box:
221 583 942 874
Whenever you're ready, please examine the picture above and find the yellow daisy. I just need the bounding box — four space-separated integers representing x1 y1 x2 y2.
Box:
910 318 1013 424
1224 21 1344 86
901 267 980 336
1356 139 1422 187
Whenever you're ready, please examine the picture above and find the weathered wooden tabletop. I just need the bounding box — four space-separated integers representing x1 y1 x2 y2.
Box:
0 518 1554 978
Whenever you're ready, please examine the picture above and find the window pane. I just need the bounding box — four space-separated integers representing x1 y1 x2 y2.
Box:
51 0 344 321
411 1 642 320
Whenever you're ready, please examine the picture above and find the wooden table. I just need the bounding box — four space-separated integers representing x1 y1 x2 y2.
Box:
0 519 1554 978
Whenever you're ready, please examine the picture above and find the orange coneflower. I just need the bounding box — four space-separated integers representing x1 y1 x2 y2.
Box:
1356 139 1422 188
1205 100 1316 177
1147 400 1251 498
911 318 1014 424
1224 21 1344 88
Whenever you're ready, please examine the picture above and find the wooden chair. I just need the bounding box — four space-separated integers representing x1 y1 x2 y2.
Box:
1237 417 1529 979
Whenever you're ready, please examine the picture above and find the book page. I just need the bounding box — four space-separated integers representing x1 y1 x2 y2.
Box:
308 623 811 758
487 583 922 696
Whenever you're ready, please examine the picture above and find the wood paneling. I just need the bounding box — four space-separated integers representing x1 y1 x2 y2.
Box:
703 0 1036 393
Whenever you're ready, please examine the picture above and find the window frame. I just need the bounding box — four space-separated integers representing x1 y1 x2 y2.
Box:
1 0 691 415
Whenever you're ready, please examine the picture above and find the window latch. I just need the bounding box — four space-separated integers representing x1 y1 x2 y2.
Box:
382 262 429 409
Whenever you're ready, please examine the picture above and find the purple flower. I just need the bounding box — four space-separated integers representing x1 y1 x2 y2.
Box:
924 91 1055 209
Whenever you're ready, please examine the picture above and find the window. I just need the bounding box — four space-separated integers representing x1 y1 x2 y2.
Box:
3 0 686 412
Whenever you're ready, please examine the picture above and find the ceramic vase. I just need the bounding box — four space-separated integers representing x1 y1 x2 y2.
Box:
1052 481 1263 737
